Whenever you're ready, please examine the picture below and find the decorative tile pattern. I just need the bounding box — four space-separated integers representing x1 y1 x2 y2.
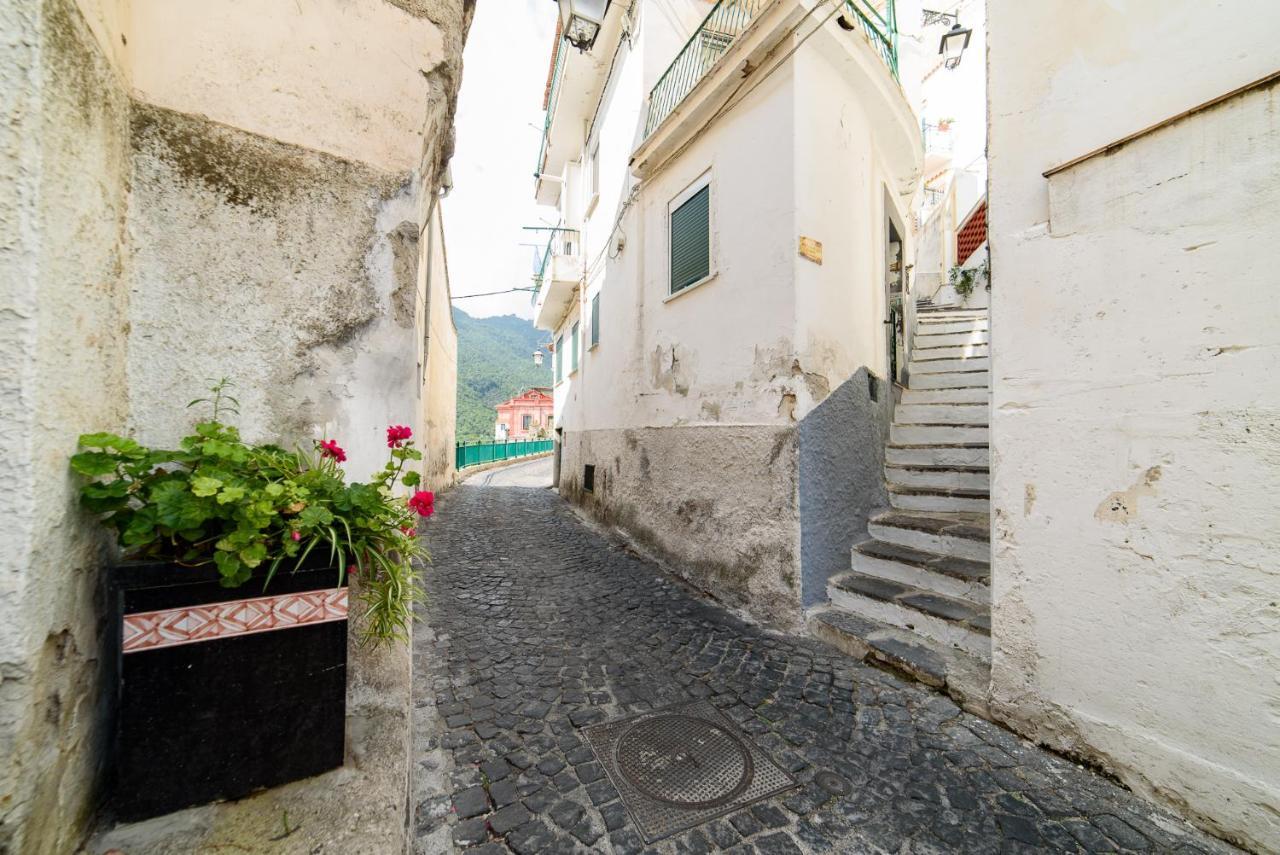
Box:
122 588 348 653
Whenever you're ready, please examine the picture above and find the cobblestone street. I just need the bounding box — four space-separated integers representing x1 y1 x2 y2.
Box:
412 483 1234 854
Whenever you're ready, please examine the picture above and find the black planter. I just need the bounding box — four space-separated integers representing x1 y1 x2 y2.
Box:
110 560 348 822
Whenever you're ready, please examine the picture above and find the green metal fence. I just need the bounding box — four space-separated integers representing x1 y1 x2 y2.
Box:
643 0 899 139
534 37 567 178
456 439 555 470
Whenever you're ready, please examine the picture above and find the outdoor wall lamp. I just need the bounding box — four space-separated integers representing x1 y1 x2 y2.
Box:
938 21 972 69
533 350 545 367
559 0 610 52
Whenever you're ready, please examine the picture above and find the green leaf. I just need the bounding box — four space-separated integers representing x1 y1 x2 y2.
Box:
190 476 222 497
401 471 421 487
152 480 207 530
299 505 334 528
264 482 285 497
216 485 247 505
70 451 119 477
238 542 268 568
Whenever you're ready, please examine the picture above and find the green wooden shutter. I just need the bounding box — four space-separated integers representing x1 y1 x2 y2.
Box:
555 335 563 382
590 293 600 346
571 322 579 371
670 184 710 293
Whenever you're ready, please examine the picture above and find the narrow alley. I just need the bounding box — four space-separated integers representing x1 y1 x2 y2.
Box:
411 483 1234 855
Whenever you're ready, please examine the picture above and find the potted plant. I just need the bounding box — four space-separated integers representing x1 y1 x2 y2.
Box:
71 381 435 821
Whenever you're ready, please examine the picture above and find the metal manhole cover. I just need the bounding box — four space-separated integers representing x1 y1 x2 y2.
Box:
615 714 754 808
583 699 797 843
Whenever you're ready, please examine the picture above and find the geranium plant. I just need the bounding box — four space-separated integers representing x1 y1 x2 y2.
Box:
71 380 433 645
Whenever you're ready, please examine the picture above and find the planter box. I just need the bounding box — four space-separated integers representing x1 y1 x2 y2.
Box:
111 561 349 822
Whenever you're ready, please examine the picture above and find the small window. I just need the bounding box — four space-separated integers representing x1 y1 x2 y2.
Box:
583 464 595 493
555 335 564 382
571 321 580 372
522 414 532 430
669 180 711 294
590 292 600 348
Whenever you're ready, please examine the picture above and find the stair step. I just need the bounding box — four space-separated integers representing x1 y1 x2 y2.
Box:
910 371 989 390
885 443 988 466
912 331 989 348
889 486 990 514
810 607 991 714
913 320 989 335
826 572 990 661
917 307 987 318
868 510 989 562
911 343 989 360
890 423 988 444
853 538 989 602
895 403 988 426
900 386 988 404
910 356 990 374
885 463 988 490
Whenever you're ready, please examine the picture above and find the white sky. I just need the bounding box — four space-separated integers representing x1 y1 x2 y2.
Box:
442 0 561 319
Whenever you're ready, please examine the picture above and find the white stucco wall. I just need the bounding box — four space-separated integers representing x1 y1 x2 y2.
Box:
988 3 1280 850
421 202 458 489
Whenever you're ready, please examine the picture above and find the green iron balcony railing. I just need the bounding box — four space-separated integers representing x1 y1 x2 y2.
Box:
643 0 898 140
526 226 580 305
534 36 568 179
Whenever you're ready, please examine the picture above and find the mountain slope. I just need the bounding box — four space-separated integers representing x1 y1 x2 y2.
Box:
454 308 553 442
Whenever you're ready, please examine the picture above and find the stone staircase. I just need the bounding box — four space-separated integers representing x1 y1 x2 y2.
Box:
812 306 992 713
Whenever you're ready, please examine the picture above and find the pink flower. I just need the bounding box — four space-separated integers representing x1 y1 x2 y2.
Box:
347 563 358 577
291 530 301 542
318 438 347 462
408 490 435 518
400 524 416 538
386 425 413 448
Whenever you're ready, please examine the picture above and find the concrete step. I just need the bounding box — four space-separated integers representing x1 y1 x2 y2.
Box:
852 539 989 604
895 403 989 426
900 386 988 404
912 330 989 348
890 423 988 445
867 510 989 562
885 462 989 490
910 356 990 374
910 371 989 390
885 443 989 466
889 485 990 514
910 343 988 360
914 319 989 335
809 607 991 715
917 308 987 320
826 572 991 661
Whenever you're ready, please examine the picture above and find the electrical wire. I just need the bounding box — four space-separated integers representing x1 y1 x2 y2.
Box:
451 287 537 300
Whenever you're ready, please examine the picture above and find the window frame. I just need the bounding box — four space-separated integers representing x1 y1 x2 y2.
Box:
555 334 564 383
589 292 600 349
570 320 580 373
666 170 715 300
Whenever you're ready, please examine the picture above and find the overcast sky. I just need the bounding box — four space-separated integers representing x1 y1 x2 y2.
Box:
442 0 560 320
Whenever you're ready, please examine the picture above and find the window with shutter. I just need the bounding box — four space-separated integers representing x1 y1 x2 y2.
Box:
669 182 710 294
590 292 600 347
555 335 564 382
571 321 580 372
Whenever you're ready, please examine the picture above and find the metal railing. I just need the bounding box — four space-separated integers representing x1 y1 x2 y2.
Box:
456 439 555 470
922 120 954 156
644 0 770 137
534 37 568 178
527 227 579 304
842 0 898 79
643 0 899 140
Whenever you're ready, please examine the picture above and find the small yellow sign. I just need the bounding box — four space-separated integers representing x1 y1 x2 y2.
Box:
798 236 823 265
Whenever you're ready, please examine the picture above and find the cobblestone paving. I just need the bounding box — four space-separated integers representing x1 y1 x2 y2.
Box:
412 485 1234 854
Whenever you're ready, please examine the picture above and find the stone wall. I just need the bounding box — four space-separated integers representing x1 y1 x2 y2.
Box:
0 0 471 850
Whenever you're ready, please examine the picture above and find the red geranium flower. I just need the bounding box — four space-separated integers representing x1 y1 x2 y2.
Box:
386 425 413 448
408 490 435 517
318 438 347 462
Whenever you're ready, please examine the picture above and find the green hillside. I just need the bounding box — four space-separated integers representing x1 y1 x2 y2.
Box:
454 307 553 442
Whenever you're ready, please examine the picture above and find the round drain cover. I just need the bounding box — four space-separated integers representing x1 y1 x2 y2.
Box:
614 714 755 809
815 770 850 796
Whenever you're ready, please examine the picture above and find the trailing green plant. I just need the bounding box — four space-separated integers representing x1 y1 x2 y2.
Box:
948 257 989 301
71 380 433 645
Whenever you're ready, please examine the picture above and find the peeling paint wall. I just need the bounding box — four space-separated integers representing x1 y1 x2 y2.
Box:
988 3 1280 850
0 0 469 849
0 1 132 851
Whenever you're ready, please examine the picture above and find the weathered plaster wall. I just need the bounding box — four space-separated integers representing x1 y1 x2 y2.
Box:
988 3 1280 850
798 370 890 608
0 0 132 851
560 426 803 629
421 202 458 490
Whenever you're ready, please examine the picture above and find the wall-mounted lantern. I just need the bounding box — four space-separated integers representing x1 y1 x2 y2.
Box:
938 22 972 69
533 349 545 367
559 0 610 52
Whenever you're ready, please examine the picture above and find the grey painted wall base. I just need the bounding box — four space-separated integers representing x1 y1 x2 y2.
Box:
798 368 891 608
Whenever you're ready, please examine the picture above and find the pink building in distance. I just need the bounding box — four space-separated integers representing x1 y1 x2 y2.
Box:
494 388 553 440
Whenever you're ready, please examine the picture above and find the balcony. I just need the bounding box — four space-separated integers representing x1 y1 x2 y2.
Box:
922 119 954 176
529 228 583 331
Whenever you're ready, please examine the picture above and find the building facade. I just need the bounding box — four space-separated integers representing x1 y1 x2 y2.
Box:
495 387 554 440
0 0 468 849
